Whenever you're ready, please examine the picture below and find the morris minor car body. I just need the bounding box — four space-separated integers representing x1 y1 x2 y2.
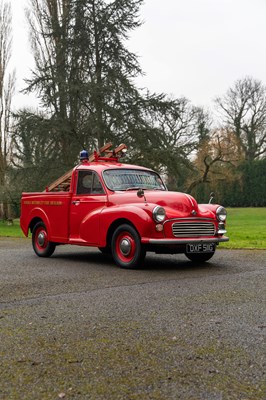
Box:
20 145 229 268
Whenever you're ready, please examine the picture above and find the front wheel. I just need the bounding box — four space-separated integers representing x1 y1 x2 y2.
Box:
98 246 111 255
32 222 56 257
111 224 146 269
185 251 215 263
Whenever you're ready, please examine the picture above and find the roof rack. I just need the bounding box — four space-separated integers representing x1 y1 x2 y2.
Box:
45 143 127 192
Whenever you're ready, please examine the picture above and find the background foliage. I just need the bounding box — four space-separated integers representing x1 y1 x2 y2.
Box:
0 0 266 218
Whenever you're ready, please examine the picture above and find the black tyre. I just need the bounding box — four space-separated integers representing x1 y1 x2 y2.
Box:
32 222 56 257
185 250 215 263
98 246 111 255
111 224 146 268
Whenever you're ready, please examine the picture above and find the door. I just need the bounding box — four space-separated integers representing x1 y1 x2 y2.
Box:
69 170 107 244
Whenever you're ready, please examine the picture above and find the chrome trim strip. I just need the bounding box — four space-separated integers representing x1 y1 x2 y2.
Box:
163 217 215 225
147 237 229 245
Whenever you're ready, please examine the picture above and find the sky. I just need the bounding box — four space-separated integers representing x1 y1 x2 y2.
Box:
10 0 266 110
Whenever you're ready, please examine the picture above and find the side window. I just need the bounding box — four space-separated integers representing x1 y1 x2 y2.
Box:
77 171 104 195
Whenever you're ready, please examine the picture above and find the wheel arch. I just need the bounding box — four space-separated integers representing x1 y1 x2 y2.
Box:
27 208 51 237
100 205 152 248
29 217 43 233
106 218 139 248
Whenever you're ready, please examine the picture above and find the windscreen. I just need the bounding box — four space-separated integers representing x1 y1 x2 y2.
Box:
103 169 166 191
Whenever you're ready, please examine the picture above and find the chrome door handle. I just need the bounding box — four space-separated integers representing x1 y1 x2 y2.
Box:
72 200 80 205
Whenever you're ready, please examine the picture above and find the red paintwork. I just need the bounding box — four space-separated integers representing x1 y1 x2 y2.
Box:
20 160 228 253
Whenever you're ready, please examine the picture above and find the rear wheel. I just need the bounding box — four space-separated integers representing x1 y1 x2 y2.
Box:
111 224 146 269
185 251 215 263
32 222 56 257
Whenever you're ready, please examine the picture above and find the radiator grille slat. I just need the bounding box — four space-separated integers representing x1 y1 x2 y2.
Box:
172 221 215 237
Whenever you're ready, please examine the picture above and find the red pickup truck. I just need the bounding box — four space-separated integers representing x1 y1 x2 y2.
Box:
20 146 229 268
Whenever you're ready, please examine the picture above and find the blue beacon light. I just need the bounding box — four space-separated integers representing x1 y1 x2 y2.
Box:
79 150 89 161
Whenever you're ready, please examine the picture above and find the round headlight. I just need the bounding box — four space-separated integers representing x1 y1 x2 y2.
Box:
153 206 166 223
216 206 227 222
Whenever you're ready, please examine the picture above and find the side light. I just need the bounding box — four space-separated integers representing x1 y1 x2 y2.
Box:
155 224 164 232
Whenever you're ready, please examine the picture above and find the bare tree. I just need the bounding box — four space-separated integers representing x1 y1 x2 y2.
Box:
0 0 15 219
215 77 266 162
133 97 212 189
187 128 244 193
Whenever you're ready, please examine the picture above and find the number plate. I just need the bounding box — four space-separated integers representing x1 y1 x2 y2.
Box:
186 243 215 253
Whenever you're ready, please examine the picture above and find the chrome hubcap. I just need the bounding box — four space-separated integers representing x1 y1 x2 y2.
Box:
37 232 46 247
120 238 131 256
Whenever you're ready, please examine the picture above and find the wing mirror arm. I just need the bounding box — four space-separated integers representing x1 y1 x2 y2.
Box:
209 192 215 204
137 188 147 202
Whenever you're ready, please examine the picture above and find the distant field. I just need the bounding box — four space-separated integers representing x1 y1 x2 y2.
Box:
0 209 265 249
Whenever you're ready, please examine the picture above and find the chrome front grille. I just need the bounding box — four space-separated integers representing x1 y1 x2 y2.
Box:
172 221 215 237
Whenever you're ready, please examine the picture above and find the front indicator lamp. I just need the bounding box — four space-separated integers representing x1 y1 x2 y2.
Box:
218 222 227 234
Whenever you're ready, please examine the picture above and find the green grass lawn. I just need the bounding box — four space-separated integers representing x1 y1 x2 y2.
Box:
0 219 25 238
223 208 266 249
0 209 266 249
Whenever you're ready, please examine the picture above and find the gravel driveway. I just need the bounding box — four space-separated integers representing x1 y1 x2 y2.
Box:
0 238 265 399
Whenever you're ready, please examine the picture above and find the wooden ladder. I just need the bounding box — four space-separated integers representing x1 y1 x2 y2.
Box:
46 143 127 192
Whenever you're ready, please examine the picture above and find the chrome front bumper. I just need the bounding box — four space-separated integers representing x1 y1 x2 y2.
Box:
147 237 229 245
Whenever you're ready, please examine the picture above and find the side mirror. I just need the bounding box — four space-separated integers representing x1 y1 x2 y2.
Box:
137 188 147 202
137 188 145 198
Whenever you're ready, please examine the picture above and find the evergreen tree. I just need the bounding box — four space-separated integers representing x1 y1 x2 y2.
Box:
25 0 145 165
22 0 210 194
